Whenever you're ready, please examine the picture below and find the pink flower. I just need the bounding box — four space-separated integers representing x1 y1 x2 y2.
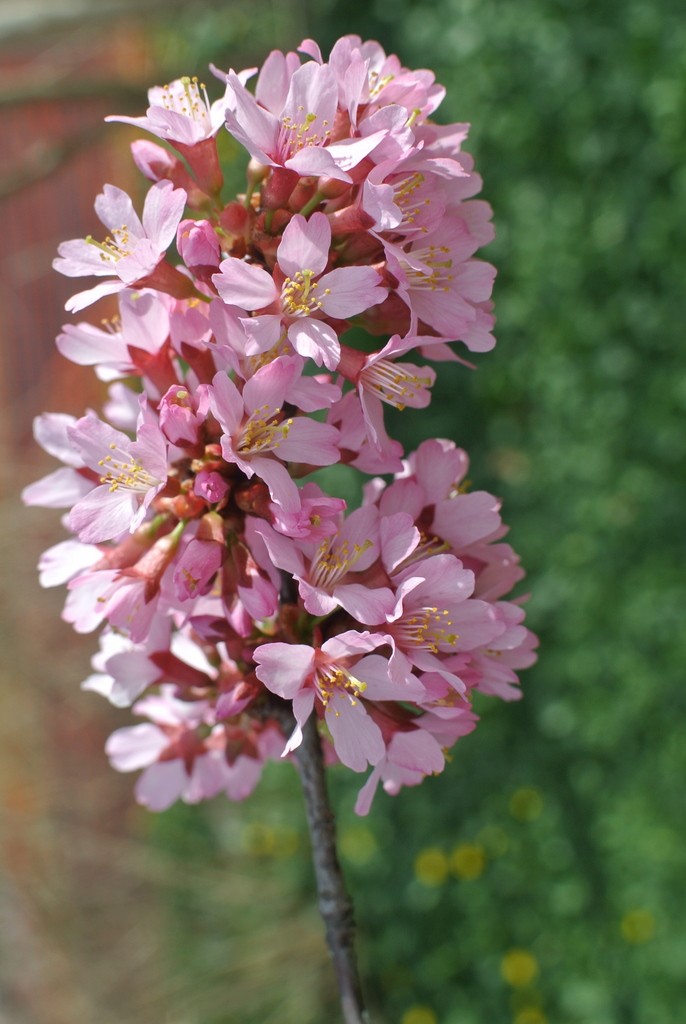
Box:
107 76 229 146
224 60 388 182
56 288 171 379
209 356 341 512
270 482 346 541
105 687 225 811
338 334 436 453
384 212 496 350
384 553 504 691
213 212 386 370
254 630 424 771
158 383 211 447
67 414 168 543
173 538 224 602
255 505 396 623
54 181 190 312
354 725 446 815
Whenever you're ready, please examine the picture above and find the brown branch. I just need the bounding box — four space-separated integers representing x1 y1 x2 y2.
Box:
294 715 370 1024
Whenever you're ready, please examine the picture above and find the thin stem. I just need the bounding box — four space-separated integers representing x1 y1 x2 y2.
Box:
299 190 325 218
295 716 370 1024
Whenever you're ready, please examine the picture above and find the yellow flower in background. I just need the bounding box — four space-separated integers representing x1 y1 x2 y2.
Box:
340 824 378 865
414 847 449 886
401 1006 438 1024
501 948 539 987
450 842 486 880
621 908 656 944
514 1008 547 1024
509 787 543 822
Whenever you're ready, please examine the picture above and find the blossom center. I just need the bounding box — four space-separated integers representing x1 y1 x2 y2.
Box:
390 606 459 654
315 664 367 710
361 359 433 410
404 244 454 292
161 76 211 126
86 227 134 264
98 442 159 493
281 269 329 318
310 536 373 591
280 109 331 157
238 404 293 453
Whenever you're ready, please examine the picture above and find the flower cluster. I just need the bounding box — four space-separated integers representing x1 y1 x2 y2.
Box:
25 36 536 814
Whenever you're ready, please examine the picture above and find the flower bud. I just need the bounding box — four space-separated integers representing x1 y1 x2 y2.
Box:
176 219 221 269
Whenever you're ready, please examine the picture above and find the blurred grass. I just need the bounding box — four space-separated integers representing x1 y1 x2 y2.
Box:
3 0 685 1021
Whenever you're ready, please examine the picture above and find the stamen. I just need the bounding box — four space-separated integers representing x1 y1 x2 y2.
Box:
315 665 367 711
281 269 328 317
86 225 133 264
279 110 331 158
390 606 459 654
361 359 433 410
403 243 454 293
97 443 159 493
160 76 212 128
237 404 293 453
310 536 373 590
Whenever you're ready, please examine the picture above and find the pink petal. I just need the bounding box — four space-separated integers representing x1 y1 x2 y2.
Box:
141 180 187 250
242 356 297 415
282 689 316 756
276 418 341 465
277 212 330 278
65 279 125 313
22 467 92 509
287 319 340 370
54 238 120 278
432 491 502 549
213 257 277 311
248 455 301 512
281 62 337 141
69 485 141 543
318 266 386 319
325 697 385 771
253 642 314 697
105 723 167 771
334 582 396 625
285 147 353 183
354 767 383 816
210 370 244 436
135 760 187 811
95 184 144 237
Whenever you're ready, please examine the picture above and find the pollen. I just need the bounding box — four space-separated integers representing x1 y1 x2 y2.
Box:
361 358 433 410
160 76 211 126
281 269 325 317
391 606 459 654
315 665 367 709
368 71 395 99
237 404 293 454
280 110 331 157
97 446 159 493
404 243 455 292
86 225 133 264
310 536 373 591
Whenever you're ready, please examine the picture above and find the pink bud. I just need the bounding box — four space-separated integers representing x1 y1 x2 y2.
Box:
158 384 203 446
194 470 230 504
176 219 221 269
173 538 223 601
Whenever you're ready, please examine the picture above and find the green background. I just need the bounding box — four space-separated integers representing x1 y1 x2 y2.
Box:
10 0 686 1021
140 2 686 1020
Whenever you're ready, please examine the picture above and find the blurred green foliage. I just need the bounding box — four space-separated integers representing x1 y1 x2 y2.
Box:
136 0 685 1020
